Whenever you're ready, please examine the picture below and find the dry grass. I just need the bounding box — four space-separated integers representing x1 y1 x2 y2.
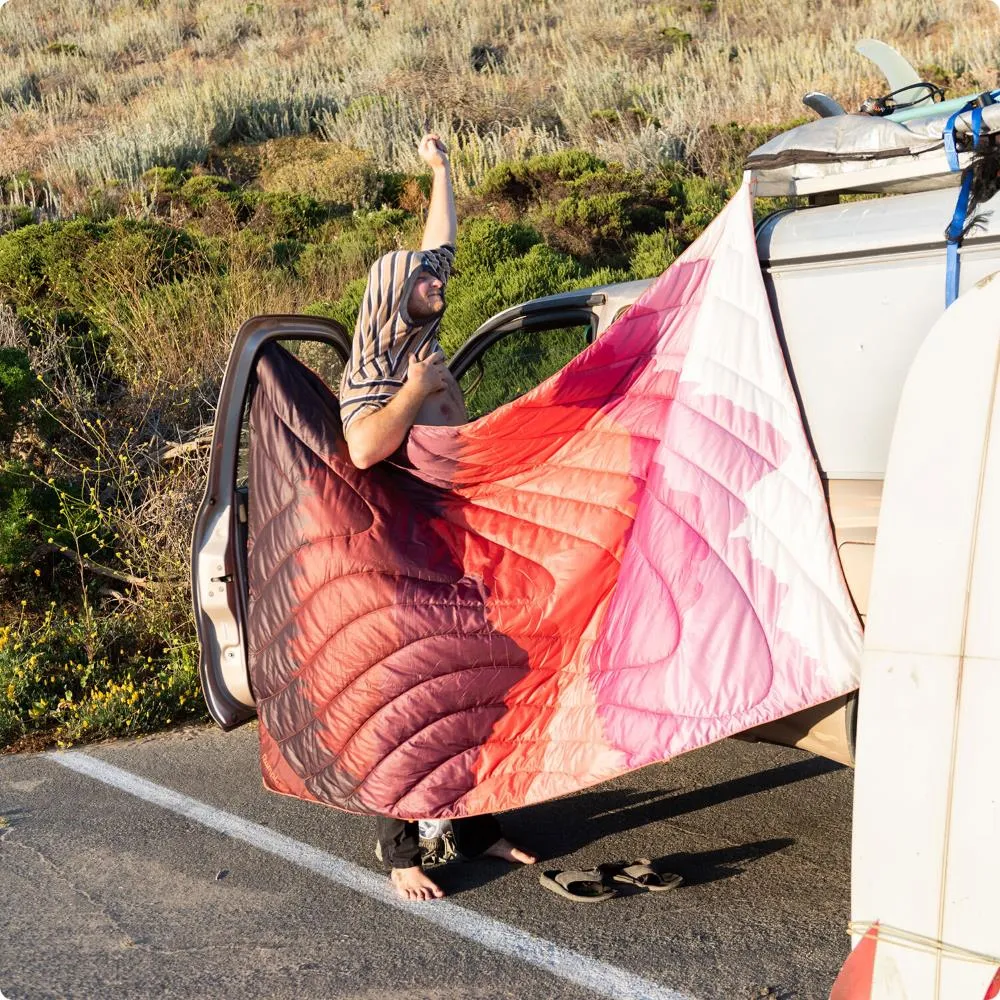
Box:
0 0 996 200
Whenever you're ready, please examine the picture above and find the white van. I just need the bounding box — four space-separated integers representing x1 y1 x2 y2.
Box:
192 91 1000 768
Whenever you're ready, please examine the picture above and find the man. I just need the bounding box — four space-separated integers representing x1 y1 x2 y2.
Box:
339 133 537 902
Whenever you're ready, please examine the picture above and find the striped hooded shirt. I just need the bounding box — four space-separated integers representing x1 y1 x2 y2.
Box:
339 244 455 434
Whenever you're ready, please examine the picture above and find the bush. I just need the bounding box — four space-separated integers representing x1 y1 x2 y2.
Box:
258 140 389 210
473 151 680 262
140 166 186 195
304 277 367 336
0 348 35 446
0 483 32 575
296 207 418 295
0 604 203 749
454 217 541 274
629 229 683 279
179 174 235 212
477 150 608 202
0 217 223 391
243 190 334 241
441 237 587 353
676 174 730 242
0 218 210 338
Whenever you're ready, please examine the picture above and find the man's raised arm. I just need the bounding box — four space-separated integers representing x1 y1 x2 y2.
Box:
418 134 456 250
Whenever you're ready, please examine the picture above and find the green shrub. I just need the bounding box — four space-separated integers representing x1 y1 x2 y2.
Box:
203 144 264 186
179 174 235 212
0 605 203 749
304 276 367 336
0 460 62 576
659 26 693 48
460 325 589 420
258 140 390 210
140 166 185 194
296 207 417 293
0 484 32 574
477 150 609 203
676 174 730 242
454 217 541 274
630 229 682 279
552 190 633 243
0 219 209 335
0 218 217 388
475 152 677 261
565 265 631 290
441 240 586 353
0 348 35 446
45 41 82 56
243 190 333 240
589 105 661 130
0 221 99 333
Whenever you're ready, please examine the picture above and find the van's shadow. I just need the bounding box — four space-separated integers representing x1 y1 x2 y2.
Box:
435 754 841 896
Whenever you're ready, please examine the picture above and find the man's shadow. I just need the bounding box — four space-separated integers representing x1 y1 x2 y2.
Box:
434 754 842 896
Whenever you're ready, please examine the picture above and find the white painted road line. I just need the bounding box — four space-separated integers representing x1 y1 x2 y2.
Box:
48 751 700 1000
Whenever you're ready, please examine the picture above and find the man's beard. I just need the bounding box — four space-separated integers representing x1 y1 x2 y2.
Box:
409 294 445 321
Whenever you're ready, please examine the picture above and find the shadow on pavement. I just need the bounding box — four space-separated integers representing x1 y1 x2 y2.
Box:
649 839 794 889
502 753 842 861
435 754 839 896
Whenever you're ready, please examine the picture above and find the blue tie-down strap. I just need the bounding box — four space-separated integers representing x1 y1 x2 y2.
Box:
944 105 984 307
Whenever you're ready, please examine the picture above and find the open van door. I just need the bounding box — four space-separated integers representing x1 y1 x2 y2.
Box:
191 315 350 730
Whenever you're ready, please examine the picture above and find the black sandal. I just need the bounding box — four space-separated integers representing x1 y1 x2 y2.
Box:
539 867 617 903
606 858 683 892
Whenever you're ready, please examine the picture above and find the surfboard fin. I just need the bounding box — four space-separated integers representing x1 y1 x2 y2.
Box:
855 39 921 93
854 39 936 112
803 91 847 118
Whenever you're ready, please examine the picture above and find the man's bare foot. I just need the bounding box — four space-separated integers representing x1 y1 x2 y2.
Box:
483 838 537 865
390 865 445 902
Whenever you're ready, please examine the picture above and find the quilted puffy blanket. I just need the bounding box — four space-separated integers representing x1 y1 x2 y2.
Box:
248 182 863 820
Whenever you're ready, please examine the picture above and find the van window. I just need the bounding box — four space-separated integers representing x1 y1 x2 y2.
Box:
237 339 346 486
458 324 590 420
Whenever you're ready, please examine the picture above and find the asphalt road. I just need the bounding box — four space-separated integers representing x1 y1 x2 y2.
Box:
0 724 852 1000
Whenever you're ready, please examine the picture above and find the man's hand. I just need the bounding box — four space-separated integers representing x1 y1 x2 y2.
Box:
418 133 449 172
407 348 447 396
344 350 448 469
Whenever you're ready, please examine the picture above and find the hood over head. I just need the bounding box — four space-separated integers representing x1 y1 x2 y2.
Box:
339 244 455 433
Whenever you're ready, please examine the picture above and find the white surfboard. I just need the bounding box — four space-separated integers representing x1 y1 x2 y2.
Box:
848 272 1000 998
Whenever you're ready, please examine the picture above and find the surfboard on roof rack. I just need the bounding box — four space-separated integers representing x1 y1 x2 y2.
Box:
747 101 1000 198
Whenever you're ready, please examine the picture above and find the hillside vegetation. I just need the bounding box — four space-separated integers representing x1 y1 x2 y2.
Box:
0 0 996 750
